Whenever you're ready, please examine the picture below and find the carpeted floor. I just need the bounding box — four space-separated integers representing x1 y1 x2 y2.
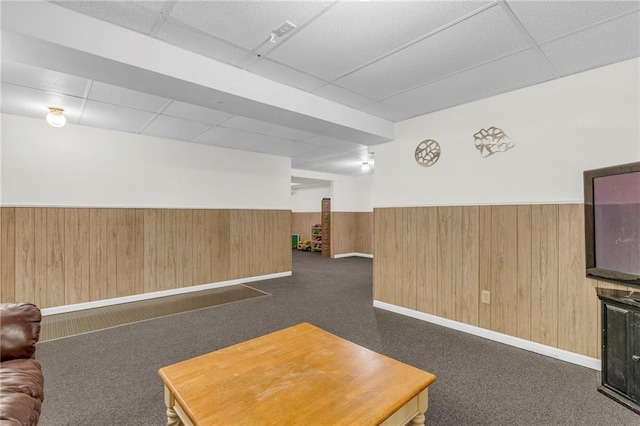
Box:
37 250 639 425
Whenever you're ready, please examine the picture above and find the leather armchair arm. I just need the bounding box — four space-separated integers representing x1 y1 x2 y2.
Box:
0 303 42 362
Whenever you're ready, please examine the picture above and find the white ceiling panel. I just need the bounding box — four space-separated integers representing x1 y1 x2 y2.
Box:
246 58 326 92
154 18 256 69
141 114 210 141
336 4 532 100
384 48 557 116
305 135 369 154
260 124 316 142
541 11 640 77
131 1 170 14
162 101 232 126
219 115 282 135
312 84 375 108
169 1 332 50
507 0 640 44
1 60 89 97
190 125 259 147
81 100 156 133
51 1 159 35
88 81 169 113
269 1 491 80
358 102 416 122
0 83 84 124
240 134 295 157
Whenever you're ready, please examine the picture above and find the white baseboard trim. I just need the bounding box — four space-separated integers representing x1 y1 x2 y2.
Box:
373 300 601 371
41 271 292 316
333 253 373 259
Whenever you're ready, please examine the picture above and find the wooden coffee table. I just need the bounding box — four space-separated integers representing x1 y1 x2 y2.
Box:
158 323 436 425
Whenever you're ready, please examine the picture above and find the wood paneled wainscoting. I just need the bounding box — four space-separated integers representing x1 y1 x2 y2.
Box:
0 207 291 309
330 212 372 257
373 204 633 361
291 212 321 243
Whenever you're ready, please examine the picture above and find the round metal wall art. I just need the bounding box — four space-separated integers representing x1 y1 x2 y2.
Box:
415 139 441 167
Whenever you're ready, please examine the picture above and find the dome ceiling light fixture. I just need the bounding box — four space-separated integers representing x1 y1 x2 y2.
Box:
46 106 66 128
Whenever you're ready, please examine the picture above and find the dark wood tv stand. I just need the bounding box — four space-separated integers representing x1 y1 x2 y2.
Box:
596 288 640 414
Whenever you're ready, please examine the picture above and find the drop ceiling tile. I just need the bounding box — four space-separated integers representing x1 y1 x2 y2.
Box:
269 1 491 80
162 101 232 125
81 100 156 133
305 135 369 154
141 115 210 141
132 1 169 14
358 102 416 122
219 115 280 135
262 125 317 142
88 81 168 112
246 59 326 92
168 1 331 50
1 60 89 97
51 1 159 35
154 18 256 69
242 135 294 157
336 4 531 100
0 83 83 124
312 84 375 108
507 0 640 43
190 126 258 148
541 11 640 77
384 48 557 116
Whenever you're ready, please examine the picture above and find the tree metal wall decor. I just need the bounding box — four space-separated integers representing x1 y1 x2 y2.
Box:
415 139 441 167
473 126 514 158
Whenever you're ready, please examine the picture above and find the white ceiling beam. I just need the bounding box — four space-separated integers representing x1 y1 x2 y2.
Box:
0 1 394 145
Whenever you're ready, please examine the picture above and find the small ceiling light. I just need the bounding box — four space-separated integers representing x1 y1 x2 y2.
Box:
46 106 66 128
362 162 370 172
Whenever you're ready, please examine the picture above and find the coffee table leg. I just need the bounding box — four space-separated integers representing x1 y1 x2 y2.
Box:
164 385 182 426
410 388 429 425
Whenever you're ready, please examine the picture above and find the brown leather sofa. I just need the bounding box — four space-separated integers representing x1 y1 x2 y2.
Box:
0 303 44 426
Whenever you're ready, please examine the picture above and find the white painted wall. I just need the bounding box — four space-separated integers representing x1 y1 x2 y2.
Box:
373 58 640 207
291 186 331 212
1 114 291 209
291 169 373 212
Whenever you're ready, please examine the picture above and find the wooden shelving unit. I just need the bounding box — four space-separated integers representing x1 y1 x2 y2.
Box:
311 225 322 252
321 198 330 257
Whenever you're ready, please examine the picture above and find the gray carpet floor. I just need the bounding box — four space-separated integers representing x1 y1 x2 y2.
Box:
37 250 639 425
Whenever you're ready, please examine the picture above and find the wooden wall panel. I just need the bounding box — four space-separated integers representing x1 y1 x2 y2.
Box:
355 212 373 254
402 208 417 310
331 212 356 257
143 209 159 294
478 206 492 329
14 208 35 305
209 209 230 283
291 212 321 242
46 209 65 307
459 207 479 326
558 204 599 358
516 205 532 340
65 208 90 305
415 208 438 316
276 210 292 273
373 203 630 360
531 204 558 347
34 209 47 308
1 207 289 309
161 209 177 291
490 206 518 336
176 209 193 288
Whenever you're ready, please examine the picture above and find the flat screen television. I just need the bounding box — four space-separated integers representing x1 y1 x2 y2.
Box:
584 161 640 288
